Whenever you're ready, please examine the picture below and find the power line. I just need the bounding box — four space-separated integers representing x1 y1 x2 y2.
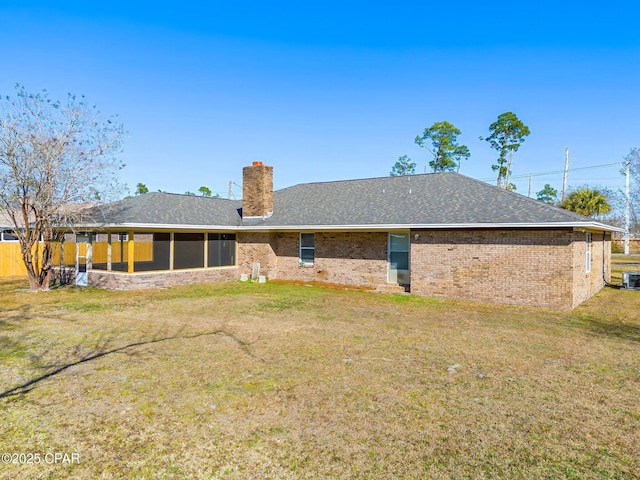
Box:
480 162 623 182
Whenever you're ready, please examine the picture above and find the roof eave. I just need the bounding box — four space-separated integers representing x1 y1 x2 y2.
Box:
240 221 623 232
64 221 624 233
72 223 240 232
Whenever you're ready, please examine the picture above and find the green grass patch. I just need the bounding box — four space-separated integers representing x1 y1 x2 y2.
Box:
0 267 639 479
0 336 27 359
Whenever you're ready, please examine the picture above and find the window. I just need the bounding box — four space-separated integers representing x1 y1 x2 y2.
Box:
300 233 315 265
75 233 94 243
1 229 18 241
585 233 592 273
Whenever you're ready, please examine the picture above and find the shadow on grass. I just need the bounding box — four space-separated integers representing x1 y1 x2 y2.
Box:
0 328 263 400
571 314 640 343
1 303 70 325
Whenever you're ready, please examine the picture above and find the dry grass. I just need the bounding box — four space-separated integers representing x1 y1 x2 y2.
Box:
0 271 639 479
610 254 640 284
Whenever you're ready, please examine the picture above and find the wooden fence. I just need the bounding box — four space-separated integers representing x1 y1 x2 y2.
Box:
612 239 640 254
0 241 153 277
0 242 29 277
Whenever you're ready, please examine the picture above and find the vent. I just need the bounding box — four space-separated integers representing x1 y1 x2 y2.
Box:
622 272 640 290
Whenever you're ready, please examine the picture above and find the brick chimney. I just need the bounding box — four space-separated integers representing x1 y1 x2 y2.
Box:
242 161 274 218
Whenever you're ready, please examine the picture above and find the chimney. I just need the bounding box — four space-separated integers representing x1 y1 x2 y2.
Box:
242 161 274 218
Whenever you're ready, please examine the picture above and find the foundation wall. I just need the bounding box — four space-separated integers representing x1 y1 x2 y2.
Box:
88 267 238 290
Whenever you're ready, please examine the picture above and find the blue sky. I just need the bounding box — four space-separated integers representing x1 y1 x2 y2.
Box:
1 1 638 198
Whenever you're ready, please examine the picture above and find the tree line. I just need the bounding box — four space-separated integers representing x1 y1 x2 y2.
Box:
391 112 624 218
134 183 219 197
391 112 530 192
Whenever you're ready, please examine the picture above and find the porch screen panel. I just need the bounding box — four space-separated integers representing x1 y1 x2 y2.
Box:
207 233 236 267
134 233 170 272
92 233 110 270
174 233 205 269
111 233 129 272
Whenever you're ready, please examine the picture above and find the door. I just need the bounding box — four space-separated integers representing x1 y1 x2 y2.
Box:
75 234 90 286
388 232 410 285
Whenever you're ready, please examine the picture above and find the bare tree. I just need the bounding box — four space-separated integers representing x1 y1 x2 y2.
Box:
0 85 125 291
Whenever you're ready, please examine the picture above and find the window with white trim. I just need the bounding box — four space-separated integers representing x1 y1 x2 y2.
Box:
1 229 19 241
585 233 592 273
300 233 315 265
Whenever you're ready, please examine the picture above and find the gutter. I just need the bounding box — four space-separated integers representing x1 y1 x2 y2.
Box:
73 221 623 233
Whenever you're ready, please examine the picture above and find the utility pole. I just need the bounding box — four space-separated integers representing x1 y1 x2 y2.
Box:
228 180 233 200
625 161 631 255
561 147 569 202
527 173 532 197
504 151 513 189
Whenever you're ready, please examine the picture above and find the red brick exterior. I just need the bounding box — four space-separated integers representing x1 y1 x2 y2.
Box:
571 231 610 308
237 232 277 279
84 227 611 309
409 229 609 309
270 231 388 286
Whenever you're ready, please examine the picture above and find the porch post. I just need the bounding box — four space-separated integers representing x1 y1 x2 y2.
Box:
127 231 135 273
204 232 208 268
107 233 112 271
170 232 175 270
87 234 93 271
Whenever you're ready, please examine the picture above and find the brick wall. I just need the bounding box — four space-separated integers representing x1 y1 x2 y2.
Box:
272 231 388 287
409 229 576 309
571 231 609 308
237 232 277 279
88 267 238 290
83 227 611 309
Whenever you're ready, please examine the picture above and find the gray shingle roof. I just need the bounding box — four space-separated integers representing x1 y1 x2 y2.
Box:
92 173 618 231
92 192 242 227
260 173 594 226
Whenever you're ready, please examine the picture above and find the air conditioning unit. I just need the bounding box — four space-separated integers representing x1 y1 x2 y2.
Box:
622 272 640 290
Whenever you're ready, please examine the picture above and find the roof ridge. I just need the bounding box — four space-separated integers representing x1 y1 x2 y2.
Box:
141 191 237 202
276 171 451 192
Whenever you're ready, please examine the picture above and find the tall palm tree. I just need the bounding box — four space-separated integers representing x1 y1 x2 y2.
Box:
560 188 611 217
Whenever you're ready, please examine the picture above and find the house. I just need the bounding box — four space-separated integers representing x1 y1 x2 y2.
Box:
63 162 618 309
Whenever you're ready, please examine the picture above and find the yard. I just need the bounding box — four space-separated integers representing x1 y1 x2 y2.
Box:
1 262 639 479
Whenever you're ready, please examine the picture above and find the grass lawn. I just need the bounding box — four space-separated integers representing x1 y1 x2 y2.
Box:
611 254 640 284
1 267 639 479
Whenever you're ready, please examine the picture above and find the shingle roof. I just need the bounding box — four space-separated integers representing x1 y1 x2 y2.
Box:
92 192 242 227
259 172 595 226
91 172 618 231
